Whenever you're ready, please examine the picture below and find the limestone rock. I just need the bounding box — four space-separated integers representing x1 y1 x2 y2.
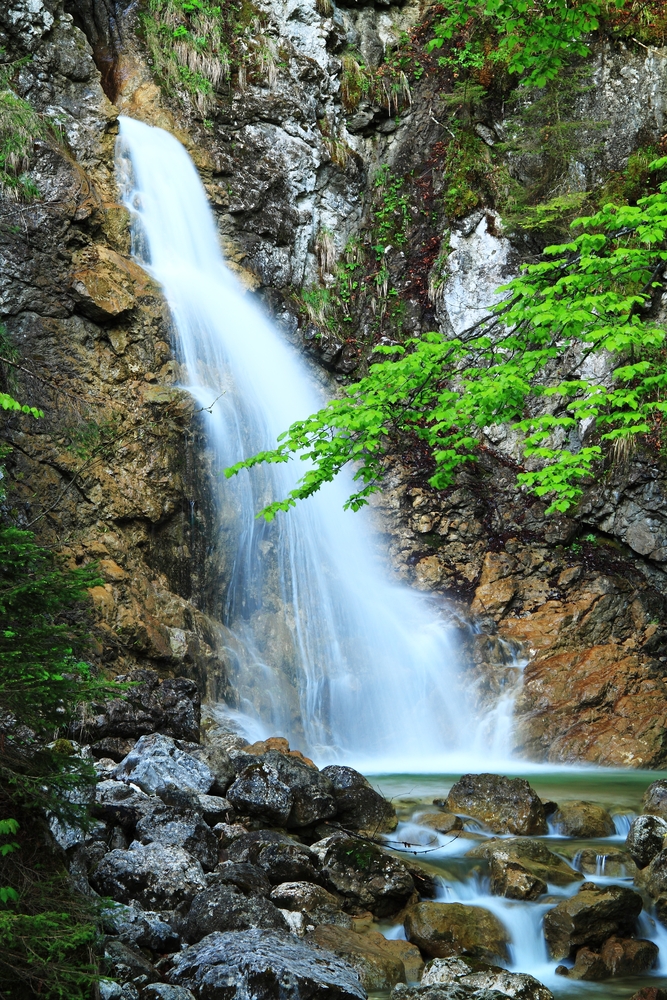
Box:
543 882 643 960
626 815 667 868
183 883 289 942
226 758 293 825
91 843 206 910
135 803 219 871
550 801 615 838
643 779 667 818
70 245 149 321
75 670 200 743
92 779 154 828
309 924 422 990
314 834 416 917
112 733 214 797
178 743 235 796
270 880 350 926
103 901 180 952
321 765 398 833
489 853 546 901
168 928 367 1000
404 902 509 963
444 775 547 835
143 987 196 1000
421 956 554 999
195 794 233 826
467 838 581 887
210 860 272 897
226 831 324 886
227 751 337 828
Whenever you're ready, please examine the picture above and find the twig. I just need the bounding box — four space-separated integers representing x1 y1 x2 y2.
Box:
194 390 226 414
24 453 101 528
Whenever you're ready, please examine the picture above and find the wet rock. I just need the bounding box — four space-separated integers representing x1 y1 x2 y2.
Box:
628 989 667 1000
643 779 667 817
77 671 200 743
91 843 206 910
227 751 337 828
321 765 398 833
489 852 546 901
112 733 214 797
640 846 667 902
136 803 218 871
103 901 180 952
404 902 509 963
92 779 154 828
467 838 581 887
421 956 554 999
314 835 416 917
254 839 324 886
444 775 547 835
168 928 366 999
270 880 351 926
626 815 667 868
184 883 289 942
178 742 235 796
210 860 272 897
550 801 615 838
564 936 658 980
415 813 464 835
543 882 643 959
575 848 636 878
245 736 316 768
309 924 422 990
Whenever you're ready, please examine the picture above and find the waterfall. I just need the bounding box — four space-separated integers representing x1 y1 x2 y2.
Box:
116 116 487 770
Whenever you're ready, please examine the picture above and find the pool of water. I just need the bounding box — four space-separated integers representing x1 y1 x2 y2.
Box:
364 768 667 999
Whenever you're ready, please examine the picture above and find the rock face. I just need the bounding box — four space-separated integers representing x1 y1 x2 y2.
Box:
543 883 643 960
626 815 667 868
444 775 547 835
404 902 509 963
550 801 615 838
321 766 398 834
168 929 367 1000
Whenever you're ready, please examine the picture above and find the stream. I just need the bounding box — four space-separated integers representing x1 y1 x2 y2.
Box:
367 768 667 998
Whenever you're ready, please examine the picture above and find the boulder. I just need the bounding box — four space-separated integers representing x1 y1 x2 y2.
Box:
550 801 615 838
270 880 351 926
489 853 546 901
563 936 658 980
104 938 158 982
404 902 509 963
92 779 155 828
575 848 636 878
103 902 180 952
321 765 398 833
421 956 554 999
136 803 218 870
143 987 196 1000
641 847 667 900
391 983 507 999
91 843 206 910
314 835 416 918
245 736 316 767
643 779 667 818
168 928 366 1000
112 733 214 797
309 924 423 990
226 831 325 885
415 813 463 835
543 882 643 960
177 742 235 796
443 775 546 835
212 822 248 848
184 883 289 942
210 860 272 897
75 670 200 743
227 751 337 828
195 794 233 826
626 815 667 868
467 838 581 887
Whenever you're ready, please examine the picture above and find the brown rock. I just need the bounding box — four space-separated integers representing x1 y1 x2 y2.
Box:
543 883 643 960
445 774 547 835
598 935 658 976
309 925 422 990
643 779 667 818
415 812 463 834
467 838 581 887
404 901 509 963
70 245 150 320
575 848 636 878
490 854 546 901
550 801 615 838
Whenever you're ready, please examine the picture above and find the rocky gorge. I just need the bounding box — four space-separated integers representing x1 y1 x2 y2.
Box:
6 0 667 995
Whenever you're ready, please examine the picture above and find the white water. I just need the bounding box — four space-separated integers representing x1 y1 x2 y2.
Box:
115 115 505 771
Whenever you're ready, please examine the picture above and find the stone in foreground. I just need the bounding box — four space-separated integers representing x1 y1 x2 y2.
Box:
626 814 667 869
91 842 206 910
168 928 367 999
315 834 416 917
543 882 643 960
444 774 547 835
550 800 615 838
404 902 509 963
321 764 398 833
422 956 554 999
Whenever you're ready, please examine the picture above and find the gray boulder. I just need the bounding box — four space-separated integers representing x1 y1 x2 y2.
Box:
104 938 158 981
177 741 235 796
226 758 292 825
91 843 206 910
270 880 351 926
112 733 214 797
443 775 546 835
208 860 272 897
169 928 366 999
626 815 667 868
421 957 554 999
643 778 667 818
391 985 508 999
227 751 337 828
136 803 218 871
103 901 180 952
226 831 324 885
314 834 415 917
92 779 155 828
321 765 398 833
543 882 643 960
184 883 289 942
196 794 233 826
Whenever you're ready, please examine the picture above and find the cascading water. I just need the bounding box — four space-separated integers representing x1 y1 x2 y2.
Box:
116 115 493 770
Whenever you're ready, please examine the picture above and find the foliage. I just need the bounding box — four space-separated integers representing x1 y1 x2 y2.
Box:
227 156 667 517
0 69 47 201
339 48 412 116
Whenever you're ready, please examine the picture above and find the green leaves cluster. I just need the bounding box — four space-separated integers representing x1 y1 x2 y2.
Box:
427 0 620 87
227 157 667 518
